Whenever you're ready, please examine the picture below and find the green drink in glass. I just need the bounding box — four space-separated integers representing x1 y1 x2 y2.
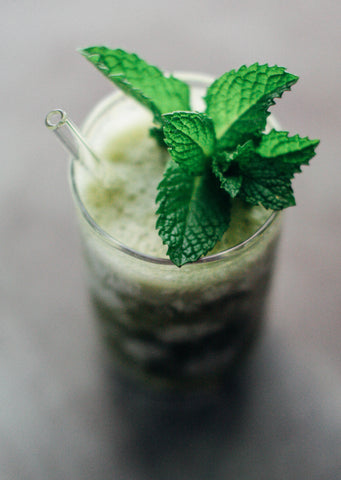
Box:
47 48 318 390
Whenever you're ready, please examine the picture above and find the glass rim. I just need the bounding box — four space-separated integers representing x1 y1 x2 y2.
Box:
70 72 280 266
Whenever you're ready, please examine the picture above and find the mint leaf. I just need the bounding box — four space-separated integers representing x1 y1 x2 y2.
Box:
212 151 243 198
239 170 295 210
80 46 190 123
256 130 320 174
234 141 295 209
162 112 216 175
205 64 298 151
156 161 231 266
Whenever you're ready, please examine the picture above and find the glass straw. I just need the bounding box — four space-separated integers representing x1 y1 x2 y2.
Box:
45 109 104 182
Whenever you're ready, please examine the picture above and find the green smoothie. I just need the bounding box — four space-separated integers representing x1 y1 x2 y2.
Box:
71 76 281 388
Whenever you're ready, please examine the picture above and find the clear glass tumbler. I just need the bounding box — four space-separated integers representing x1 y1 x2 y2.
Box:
70 74 282 390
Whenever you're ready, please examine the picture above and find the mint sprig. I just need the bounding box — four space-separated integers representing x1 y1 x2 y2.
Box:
81 47 319 266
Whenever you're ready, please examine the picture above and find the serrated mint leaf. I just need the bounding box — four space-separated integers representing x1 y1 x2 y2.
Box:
205 63 298 151
239 175 295 210
156 161 231 266
237 146 296 209
256 129 319 174
212 151 243 198
162 112 216 175
80 46 190 123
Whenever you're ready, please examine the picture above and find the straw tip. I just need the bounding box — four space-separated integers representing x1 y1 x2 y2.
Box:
45 109 67 130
